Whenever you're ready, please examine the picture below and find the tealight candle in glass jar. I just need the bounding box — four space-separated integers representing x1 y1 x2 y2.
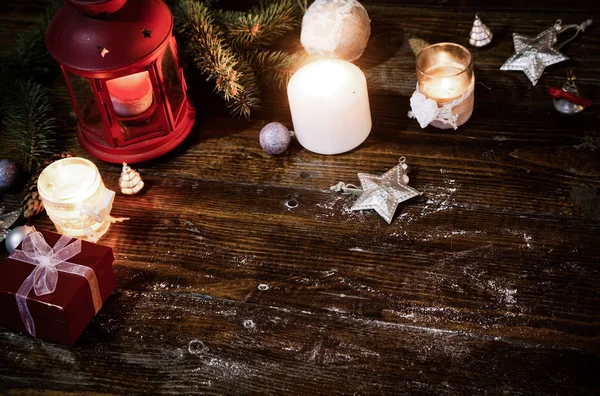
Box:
37 157 116 241
411 43 474 129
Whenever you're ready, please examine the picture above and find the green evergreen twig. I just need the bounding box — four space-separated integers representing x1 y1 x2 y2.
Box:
0 0 61 85
0 79 57 174
0 1 61 171
213 0 304 50
242 49 307 89
228 65 262 118
174 0 307 118
175 0 259 118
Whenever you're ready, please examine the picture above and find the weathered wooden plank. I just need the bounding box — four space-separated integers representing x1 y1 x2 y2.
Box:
3 173 597 350
80 114 596 223
1 290 597 395
5 175 585 348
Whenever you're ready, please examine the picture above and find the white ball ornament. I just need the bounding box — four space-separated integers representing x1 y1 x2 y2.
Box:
5 225 34 254
260 122 292 155
300 0 371 61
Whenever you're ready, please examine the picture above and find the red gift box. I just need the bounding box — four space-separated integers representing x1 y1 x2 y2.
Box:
0 229 115 345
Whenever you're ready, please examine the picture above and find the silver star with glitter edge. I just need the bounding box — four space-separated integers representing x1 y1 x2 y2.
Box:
500 26 568 86
350 164 421 224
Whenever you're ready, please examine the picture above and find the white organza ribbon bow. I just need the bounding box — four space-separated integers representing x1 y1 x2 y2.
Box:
80 189 128 242
408 78 475 130
408 91 458 129
9 229 102 337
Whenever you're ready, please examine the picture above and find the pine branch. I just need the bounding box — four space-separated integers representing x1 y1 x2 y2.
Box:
213 0 304 50
296 0 309 13
175 0 260 117
0 79 57 173
0 0 61 85
227 62 261 118
241 49 307 89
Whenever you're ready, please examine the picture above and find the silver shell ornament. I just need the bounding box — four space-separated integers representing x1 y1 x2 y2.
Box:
119 162 144 195
469 14 493 47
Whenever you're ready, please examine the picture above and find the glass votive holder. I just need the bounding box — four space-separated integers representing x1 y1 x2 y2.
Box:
416 43 474 129
37 157 115 241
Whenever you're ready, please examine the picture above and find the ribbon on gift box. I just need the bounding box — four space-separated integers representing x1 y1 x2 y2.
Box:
8 228 102 337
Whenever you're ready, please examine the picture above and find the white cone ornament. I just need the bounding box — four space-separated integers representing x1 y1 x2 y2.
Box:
119 162 144 195
300 0 371 61
469 14 492 47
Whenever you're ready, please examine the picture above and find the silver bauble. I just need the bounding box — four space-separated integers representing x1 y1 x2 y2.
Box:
5 225 34 254
260 122 292 155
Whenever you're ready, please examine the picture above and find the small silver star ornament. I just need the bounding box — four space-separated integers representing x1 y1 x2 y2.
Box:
501 19 592 86
350 157 421 223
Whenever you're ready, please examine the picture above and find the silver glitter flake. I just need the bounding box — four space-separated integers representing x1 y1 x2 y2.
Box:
500 26 568 86
350 162 421 224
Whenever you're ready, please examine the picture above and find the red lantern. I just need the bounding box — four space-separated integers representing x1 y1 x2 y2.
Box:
45 0 195 164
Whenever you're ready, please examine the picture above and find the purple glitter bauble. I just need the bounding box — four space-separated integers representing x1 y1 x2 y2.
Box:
260 122 291 155
0 159 21 193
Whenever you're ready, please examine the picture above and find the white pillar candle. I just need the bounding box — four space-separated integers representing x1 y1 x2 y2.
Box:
106 71 153 117
287 59 371 155
38 157 115 241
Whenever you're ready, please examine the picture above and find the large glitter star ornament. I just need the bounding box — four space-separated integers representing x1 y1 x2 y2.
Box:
500 25 568 86
350 159 421 223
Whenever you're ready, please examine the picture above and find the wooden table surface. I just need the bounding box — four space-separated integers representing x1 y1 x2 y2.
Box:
1 1 599 394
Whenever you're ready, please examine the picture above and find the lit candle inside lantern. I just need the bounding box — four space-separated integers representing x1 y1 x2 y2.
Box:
38 157 115 241
287 59 371 155
106 71 153 117
416 43 474 128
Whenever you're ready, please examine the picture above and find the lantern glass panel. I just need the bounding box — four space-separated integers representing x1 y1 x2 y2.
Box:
66 71 106 140
115 99 167 145
160 43 185 122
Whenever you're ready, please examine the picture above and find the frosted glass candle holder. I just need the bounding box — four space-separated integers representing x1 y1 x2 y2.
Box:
416 43 474 129
37 157 115 241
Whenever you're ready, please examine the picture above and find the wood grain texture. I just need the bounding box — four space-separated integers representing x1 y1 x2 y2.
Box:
1 290 598 394
0 1 599 394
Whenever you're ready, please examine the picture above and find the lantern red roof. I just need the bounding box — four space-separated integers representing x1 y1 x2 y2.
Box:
45 0 172 75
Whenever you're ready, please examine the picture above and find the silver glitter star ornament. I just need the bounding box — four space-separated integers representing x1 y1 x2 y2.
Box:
501 19 593 86
350 157 421 223
500 24 567 86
